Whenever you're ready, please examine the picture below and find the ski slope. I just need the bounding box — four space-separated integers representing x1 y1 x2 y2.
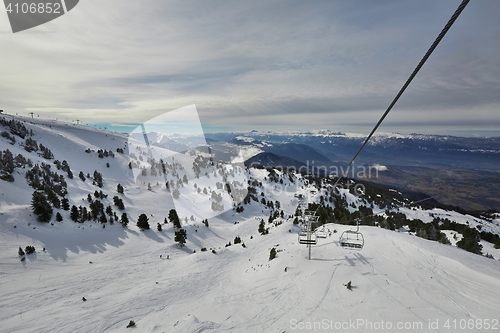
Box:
1 219 500 332
1 115 500 332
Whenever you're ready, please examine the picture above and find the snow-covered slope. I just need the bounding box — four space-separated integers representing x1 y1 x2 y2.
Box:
2 218 500 332
1 115 500 332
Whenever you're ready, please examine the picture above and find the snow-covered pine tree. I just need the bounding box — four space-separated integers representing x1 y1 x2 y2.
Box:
174 228 187 248
31 191 53 222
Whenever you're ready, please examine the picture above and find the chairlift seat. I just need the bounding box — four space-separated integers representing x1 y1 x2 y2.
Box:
316 230 327 239
339 230 364 250
298 231 317 245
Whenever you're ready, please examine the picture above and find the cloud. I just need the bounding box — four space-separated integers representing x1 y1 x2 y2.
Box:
1 0 499 136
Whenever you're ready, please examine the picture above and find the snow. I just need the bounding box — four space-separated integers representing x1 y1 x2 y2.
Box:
237 146 264 161
1 115 500 332
372 164 388 171
235 136 256 143
2 220 500 333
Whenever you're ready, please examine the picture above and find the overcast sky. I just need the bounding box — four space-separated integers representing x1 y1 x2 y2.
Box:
1 0 499 136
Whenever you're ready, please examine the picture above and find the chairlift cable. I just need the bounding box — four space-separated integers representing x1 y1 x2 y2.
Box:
300 0 471 250
333 0 470 190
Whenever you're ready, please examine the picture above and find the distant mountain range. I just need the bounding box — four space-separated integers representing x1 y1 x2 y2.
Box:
122 130 500 210
206 131 500 172
204 131 500 211
244 152 306 170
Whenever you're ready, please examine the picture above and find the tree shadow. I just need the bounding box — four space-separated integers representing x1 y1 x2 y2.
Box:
141 229 164 243
5 221 131 262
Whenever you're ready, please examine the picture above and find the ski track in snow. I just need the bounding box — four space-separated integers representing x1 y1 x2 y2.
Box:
0 116 500 332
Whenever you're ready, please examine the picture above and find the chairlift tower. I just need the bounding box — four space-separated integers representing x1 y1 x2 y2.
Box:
297 194 319 260
305 212 319 260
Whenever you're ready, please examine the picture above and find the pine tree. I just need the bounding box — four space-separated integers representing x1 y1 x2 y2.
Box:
427 224 438 241
269 247 277 261
258 219 267 235
174 228 187 248
56 212 63 222
70 205 79 222
457 228 483 254
25 245 35 254
157 223 162 231
168 209 181 228
117 183 124 194
18 246 25 256
93 170 103 188
46 190 61 209
495 239 500 250
31 191 53 222
81 207 88 222
416 228 428 239
438 233 451 245
136 213 150 230
79 171 86 181
61 197 70 210
113 196 125 210
121 213 129 227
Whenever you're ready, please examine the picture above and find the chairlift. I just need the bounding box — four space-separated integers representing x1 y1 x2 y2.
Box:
339 220 364 250
315 227 327 239
298 231 317 245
